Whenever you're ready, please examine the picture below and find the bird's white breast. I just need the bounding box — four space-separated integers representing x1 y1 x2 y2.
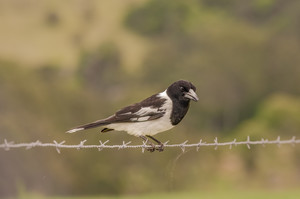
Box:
106 90 174 137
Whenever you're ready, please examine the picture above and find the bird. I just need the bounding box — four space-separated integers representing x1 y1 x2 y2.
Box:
67 80 198 152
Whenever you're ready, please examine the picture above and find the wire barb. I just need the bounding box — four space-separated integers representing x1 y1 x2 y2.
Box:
276 136 281 148
196 139 203 151
118 141 131 150
229 139 237 150
180 140 188 152
246 136 251 149
214 137 218 150
53 140 65 154
98 140 109 151
77 140 87 150
291 136 296 147
4 139 13 151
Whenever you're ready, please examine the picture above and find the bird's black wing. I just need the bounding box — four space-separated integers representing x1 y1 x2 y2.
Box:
68 93 168 132
107 93 167 123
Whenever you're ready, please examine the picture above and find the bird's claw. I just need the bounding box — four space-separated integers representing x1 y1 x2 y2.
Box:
146 143 156 152
156 143 164 152
146 143 164 152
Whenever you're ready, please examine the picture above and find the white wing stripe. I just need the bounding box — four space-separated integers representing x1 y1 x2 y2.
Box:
135 107 157 116
130 116 151 122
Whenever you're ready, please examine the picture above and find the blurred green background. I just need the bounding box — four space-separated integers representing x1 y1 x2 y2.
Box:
1 0 300 198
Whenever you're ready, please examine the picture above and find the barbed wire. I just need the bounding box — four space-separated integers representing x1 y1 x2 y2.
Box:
0 136 299 153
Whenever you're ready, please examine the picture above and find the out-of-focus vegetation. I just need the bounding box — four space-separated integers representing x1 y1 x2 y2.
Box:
12 189 300 199
0 0 300 197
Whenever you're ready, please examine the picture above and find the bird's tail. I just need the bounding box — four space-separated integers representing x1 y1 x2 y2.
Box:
66 118 111 133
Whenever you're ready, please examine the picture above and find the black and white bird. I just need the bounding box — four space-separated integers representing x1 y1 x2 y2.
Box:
67 80 198 152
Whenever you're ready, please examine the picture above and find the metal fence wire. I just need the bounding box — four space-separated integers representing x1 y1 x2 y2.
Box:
0 136 299 153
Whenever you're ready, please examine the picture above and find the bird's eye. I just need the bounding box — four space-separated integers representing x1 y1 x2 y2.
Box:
180 86 185 92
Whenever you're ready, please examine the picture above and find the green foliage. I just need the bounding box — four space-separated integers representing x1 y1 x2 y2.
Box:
235 94 300 138
124 0 191 36
77 43 124 93
201 0 291 23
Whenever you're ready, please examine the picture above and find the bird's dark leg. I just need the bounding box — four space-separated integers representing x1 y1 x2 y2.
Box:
139 135 155 152
146 135 164 152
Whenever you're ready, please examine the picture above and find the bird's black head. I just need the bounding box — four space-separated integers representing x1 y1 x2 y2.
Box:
166 80 199 102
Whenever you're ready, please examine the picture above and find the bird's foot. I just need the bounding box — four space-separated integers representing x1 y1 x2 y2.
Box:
155 143 164 152
146 143 156 153
140 135 164 152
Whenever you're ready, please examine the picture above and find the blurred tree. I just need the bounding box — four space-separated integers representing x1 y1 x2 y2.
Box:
125 0 191 36
45 11 60 26
235 94 300 139
77 43 125 97
201 0 297 24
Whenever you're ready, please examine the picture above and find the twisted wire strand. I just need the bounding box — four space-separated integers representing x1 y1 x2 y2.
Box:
0 136 299 153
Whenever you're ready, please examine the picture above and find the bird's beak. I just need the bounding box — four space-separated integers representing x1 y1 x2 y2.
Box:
184 89 199 102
